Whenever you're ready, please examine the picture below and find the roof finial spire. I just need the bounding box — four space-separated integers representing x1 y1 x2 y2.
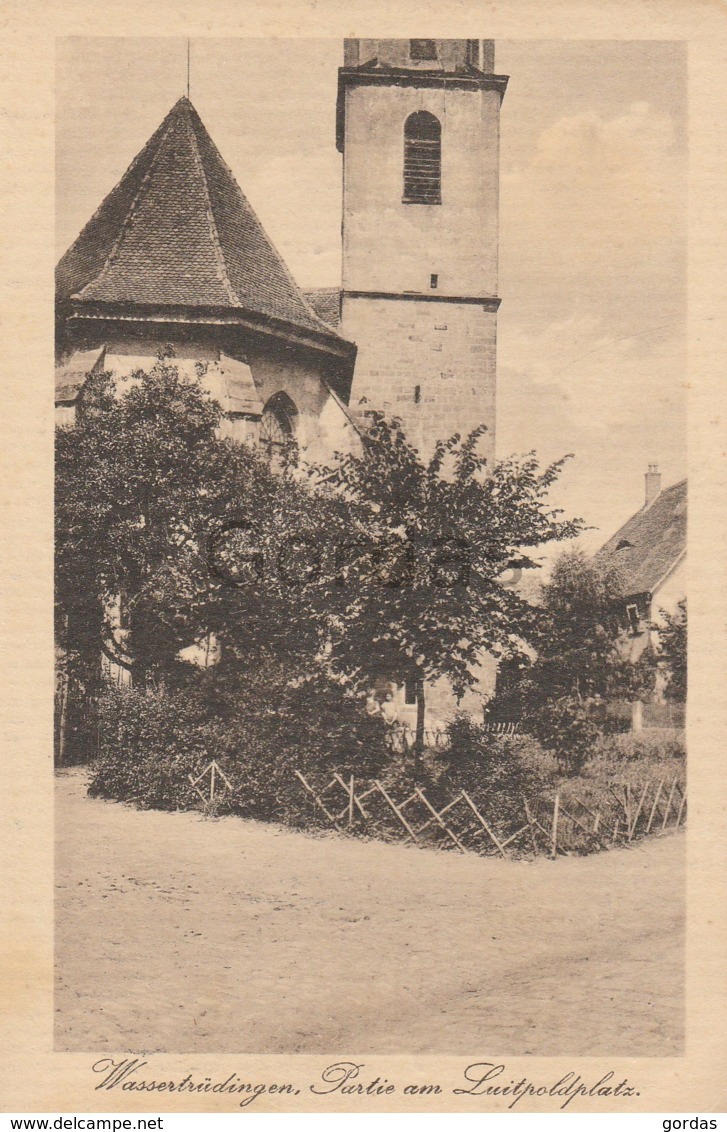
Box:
186 38 190 99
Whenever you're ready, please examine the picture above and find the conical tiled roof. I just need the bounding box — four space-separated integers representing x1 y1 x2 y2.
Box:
56 98 346 345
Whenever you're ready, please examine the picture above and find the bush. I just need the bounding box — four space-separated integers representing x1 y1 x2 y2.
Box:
89 682 687 857
579 730 686 800
513 695 603 775
89 682 561 843
89 664 392 826
395 714 560 832
591 730 686 764
90 687 211 809
490 680 632 775
551 728 686 828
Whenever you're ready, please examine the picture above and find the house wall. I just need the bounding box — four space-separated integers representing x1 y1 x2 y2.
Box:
622 558 687 664
643 557 687 670
219 415 259 446
375 652 499 741
55 404 77 428
246 349 360 462
652 558 686 623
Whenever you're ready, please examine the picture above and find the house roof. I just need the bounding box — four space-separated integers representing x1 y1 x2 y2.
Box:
596 478 687 597
302 287 342 330
56 98 350 351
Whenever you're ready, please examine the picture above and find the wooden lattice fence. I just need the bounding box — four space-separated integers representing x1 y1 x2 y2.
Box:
294 771 686 858
188 758 233 815
387 720 519 753
387 727 449 753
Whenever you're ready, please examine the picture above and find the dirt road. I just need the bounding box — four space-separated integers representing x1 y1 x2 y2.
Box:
55 769 684 1055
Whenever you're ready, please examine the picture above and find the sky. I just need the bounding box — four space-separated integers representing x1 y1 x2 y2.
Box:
56 38 687 554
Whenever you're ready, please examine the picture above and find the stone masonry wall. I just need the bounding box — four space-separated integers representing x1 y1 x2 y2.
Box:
342 83 501 298
341 295 497 461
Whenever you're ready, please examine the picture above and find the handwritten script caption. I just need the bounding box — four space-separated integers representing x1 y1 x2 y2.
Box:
91 1058 641 1110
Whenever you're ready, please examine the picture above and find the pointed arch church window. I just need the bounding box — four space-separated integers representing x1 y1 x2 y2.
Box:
260 392 298 472
403 111 442 205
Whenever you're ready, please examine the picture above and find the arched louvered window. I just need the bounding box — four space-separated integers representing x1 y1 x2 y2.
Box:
403 111 442 205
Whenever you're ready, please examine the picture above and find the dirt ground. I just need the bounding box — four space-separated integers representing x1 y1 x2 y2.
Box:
55 768 684 1055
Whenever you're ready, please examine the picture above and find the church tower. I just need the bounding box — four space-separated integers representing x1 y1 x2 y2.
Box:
337 39 508 460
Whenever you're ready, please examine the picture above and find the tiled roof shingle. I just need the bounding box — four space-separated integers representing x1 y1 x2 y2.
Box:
596 478 687 596
302 287 342 329
56 98 348 347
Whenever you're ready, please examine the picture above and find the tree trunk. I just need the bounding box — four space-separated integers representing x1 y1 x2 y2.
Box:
56 672 68 766
414 677 426 778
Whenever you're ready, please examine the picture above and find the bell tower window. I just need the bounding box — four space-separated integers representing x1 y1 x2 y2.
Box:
409 39 437 62
403 111 442 205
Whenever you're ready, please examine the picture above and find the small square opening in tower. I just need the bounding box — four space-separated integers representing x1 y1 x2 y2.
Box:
410 40 437 61
430 273 438 289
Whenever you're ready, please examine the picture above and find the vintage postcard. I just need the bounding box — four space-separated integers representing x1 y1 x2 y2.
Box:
1 0 726 1117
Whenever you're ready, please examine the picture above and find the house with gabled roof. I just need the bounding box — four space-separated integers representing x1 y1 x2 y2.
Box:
595 466 686 660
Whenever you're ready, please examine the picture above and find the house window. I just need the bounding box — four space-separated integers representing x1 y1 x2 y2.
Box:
626 603 641 634
403 111 442 205
260 392 297 471
410 39 437 62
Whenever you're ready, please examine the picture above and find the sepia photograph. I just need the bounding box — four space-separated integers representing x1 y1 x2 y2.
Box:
52 35 688 1063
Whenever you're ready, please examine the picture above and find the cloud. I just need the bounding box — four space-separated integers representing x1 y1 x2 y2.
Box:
497 312 686 551
500 102 685 329
500 311 685 435
495 101 686 553
235 145 344 289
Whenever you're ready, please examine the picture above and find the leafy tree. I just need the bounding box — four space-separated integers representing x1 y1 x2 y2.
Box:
490 548 658 772
55 361 217 758
56 371 585 779
655 598 687 701
55 356 349 758
535 549 657 701
312 417 584 765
